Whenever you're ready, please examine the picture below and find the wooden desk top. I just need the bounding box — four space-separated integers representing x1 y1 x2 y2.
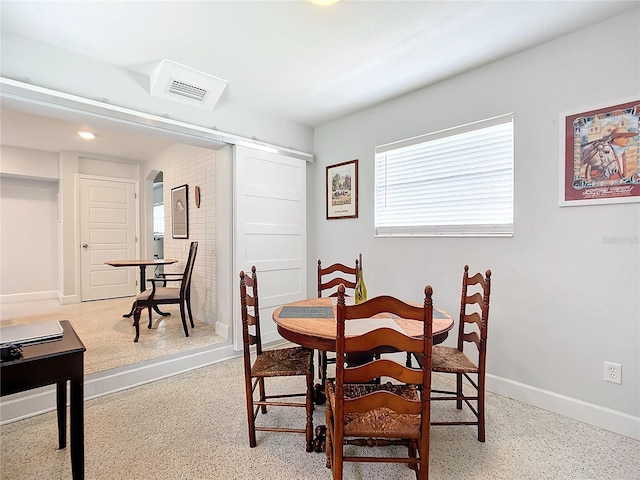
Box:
105 258 178 268
272 297 454 352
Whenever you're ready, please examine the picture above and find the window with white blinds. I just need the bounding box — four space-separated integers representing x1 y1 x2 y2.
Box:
375 114 514 237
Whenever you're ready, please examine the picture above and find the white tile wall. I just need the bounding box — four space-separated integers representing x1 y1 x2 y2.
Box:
158 144 217 325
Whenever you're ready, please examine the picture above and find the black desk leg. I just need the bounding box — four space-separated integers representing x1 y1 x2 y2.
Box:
56 380 66 449
70 362 84 479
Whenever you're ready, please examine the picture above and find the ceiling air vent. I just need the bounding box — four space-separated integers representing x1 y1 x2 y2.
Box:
149 59 228 111
168 80 208 102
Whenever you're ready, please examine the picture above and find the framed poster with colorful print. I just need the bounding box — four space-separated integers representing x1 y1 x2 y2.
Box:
560 99 640 206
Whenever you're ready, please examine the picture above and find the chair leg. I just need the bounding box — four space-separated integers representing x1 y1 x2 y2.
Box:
186 295 195 328
418 444 428 480
305 366 314 452
317 350 324 385
245 376 257 448
132 303 142 342
478 376 486 442
325 391 333 470
456 372 463 410
179 302 189 337
258 378 267 414
147 306 153 329
333 427 343 480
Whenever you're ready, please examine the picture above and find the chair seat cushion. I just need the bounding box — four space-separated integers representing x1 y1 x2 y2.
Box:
252 346 312 377
327 381 421 439
432 345 478 373
136 287 181 301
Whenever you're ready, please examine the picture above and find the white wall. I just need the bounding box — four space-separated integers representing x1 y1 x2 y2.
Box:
311 11 639 438
0 146 59 301
0 173 58 299
143 143 222 332
0 145 58 180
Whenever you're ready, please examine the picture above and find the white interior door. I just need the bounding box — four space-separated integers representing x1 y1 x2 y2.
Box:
80 176 137 301
233 145 307 350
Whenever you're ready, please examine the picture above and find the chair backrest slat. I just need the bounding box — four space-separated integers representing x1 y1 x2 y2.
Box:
344 360 423 385
457 264 492 359
317 259 359 298
240 266 262 359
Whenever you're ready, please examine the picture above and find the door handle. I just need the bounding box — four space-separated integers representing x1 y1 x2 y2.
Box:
82 243 88 249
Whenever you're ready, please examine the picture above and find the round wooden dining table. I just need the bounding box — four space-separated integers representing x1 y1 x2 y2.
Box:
272 297 454 352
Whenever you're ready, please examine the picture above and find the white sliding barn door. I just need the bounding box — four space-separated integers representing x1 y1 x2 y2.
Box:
233 145 307 350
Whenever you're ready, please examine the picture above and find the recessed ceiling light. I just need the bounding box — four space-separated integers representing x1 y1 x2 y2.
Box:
78 131 95 140
310 0 341 5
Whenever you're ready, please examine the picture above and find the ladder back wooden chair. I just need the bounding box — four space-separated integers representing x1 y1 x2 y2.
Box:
325 284 434 480
240 266 314 451
416 265 492 442
317 259 359 390
131 241 198 342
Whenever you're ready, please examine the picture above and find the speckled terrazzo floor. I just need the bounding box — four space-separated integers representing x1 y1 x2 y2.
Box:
1 356 638 480
0 297 224 374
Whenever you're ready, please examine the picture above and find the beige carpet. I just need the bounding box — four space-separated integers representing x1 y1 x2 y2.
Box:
0 296 225 374
1 356 639 480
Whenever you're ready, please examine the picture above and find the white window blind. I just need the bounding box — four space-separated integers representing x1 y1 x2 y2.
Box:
375 114 514 237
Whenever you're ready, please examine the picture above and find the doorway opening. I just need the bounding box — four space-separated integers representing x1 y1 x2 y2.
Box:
152 171 165 277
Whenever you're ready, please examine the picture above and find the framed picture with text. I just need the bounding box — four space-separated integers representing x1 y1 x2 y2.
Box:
171 184 189 238
560 98 640 206
326 159 358 219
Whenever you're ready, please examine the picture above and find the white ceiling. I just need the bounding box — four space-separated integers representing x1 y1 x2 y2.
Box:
1 0 637 158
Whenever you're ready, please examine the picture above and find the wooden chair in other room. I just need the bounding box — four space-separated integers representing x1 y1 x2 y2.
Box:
417 265 491 442
316 259 359 391
131 241 198 342
240 266 314 451
325 284 434 480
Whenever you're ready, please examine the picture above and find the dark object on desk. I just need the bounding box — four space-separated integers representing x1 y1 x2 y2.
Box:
1 344 23 362
1 320 86 480
325 284 434 479
131 241 198 342
415 265 492 443
240 265 314 452
317 258 359 391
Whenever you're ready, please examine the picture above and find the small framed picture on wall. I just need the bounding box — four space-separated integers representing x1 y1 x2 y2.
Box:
326 159 358 219
171 184 189 238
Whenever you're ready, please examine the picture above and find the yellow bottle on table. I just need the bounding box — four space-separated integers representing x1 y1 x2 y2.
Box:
355 254 367 304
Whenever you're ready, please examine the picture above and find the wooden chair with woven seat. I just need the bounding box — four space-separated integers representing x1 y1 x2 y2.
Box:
325 283 434 480
416 265 492 442
131 241 198 342
317 258 359 390
240 266 314 451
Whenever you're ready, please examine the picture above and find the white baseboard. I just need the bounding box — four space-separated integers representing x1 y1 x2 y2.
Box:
1 290 58 303
0 342 239 424
486 374 639 440
58 294 79 305
215 320 229 339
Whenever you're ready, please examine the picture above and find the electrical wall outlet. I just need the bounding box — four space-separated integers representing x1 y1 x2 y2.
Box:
604 361 622 384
